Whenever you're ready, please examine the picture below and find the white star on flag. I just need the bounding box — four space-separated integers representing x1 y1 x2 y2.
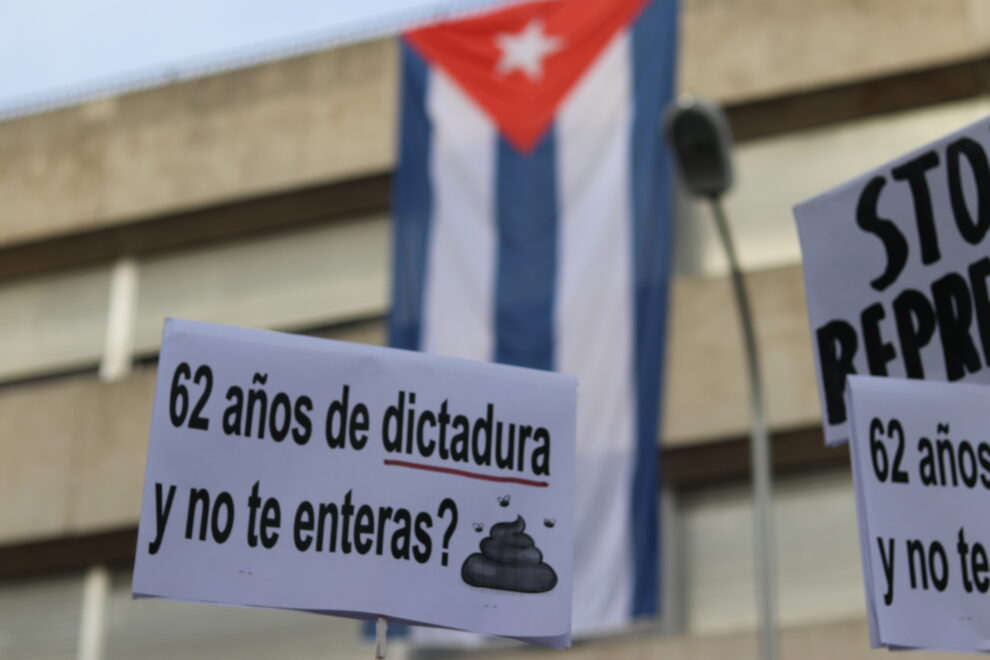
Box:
494 19 564 81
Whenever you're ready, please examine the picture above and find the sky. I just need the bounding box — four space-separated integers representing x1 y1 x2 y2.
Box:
0 0 514 119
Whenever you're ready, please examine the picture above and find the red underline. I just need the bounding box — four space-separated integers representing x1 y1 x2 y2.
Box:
383 459 549 488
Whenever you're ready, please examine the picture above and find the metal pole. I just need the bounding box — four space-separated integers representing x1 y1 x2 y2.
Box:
708 195 778 660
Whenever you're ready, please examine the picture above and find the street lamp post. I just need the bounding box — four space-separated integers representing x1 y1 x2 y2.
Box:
665 96 778 660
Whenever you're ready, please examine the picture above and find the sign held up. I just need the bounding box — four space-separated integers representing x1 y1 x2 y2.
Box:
133 319 576 648
795 116 990 445
846 375 990 653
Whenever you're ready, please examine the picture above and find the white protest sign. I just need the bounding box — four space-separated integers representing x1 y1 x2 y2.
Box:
846 375 990 653
794 116 990 445
133 319 576 648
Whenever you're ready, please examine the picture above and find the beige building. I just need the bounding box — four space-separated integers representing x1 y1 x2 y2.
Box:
2 1 989 658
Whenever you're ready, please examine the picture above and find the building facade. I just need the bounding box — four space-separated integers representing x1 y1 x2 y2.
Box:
1 0 989 657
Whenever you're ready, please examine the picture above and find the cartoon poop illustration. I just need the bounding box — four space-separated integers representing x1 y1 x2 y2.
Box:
461 516 557 593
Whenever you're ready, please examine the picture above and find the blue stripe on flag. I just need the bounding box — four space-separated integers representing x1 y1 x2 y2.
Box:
389 40 433 351
494 130 558 370
629 0 679 617
381 40 431 641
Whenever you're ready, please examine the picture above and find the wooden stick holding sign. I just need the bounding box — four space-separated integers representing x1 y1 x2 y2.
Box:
375 616 387 660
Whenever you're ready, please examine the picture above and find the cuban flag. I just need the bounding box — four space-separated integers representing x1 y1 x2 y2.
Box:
390 0 678 636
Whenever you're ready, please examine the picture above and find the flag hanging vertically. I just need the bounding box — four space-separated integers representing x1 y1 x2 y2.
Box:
390 0 678 635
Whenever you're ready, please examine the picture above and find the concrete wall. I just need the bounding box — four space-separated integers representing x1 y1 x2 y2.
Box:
0 39 395 246
478 617 971 660
681 0 987 103
0 0 987 249
663 265 818 445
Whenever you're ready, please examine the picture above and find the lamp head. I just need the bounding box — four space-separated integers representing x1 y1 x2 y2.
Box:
663 95 734 198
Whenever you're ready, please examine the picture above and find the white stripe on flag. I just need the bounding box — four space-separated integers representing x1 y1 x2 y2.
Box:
556 31 637 632
422 69 497 362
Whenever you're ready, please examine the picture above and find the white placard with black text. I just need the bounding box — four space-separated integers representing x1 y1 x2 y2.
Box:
795 115 990 445
847 375 990 653
133 319 576 648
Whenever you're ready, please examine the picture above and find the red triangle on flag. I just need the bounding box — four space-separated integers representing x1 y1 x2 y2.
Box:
405 0 648 154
